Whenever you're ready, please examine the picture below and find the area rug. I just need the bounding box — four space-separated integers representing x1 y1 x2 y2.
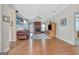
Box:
30 33 50 40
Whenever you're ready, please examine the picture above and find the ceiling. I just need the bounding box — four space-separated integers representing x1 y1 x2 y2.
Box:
13 4 67 22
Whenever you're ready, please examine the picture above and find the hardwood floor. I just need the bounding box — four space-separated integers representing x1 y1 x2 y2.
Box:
8 37 79 55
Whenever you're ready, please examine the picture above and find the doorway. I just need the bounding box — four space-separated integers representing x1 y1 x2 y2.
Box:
75 12 79 45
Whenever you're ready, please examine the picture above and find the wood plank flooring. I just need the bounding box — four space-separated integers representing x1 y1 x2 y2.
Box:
8 37 79 55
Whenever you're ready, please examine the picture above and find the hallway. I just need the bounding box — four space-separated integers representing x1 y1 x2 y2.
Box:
0 4 79 55
1 0 79 59
8 37 78 55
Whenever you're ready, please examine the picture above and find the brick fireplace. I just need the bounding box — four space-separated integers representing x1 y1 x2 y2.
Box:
34 21 41 34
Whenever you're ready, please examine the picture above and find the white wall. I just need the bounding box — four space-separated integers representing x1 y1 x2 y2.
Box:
0 5 2 52
54 5 79 45
0 4 16 52
1 4 10 52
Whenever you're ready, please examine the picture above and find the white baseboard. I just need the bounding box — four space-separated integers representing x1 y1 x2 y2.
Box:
2 47 10 52
56 36 75 45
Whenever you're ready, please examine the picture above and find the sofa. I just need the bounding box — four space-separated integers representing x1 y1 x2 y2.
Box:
16 30 29 40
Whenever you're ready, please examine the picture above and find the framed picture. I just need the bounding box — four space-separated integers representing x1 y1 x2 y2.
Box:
3 15 9 22
60 18 67 26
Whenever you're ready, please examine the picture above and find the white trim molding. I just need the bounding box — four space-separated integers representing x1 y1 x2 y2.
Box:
56 35 75 45
52 5 69 16
2 47 10 52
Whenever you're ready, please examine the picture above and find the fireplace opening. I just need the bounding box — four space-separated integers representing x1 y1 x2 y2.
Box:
35 28 41 32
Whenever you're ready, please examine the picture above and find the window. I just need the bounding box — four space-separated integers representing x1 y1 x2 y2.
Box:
41 24 45 31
